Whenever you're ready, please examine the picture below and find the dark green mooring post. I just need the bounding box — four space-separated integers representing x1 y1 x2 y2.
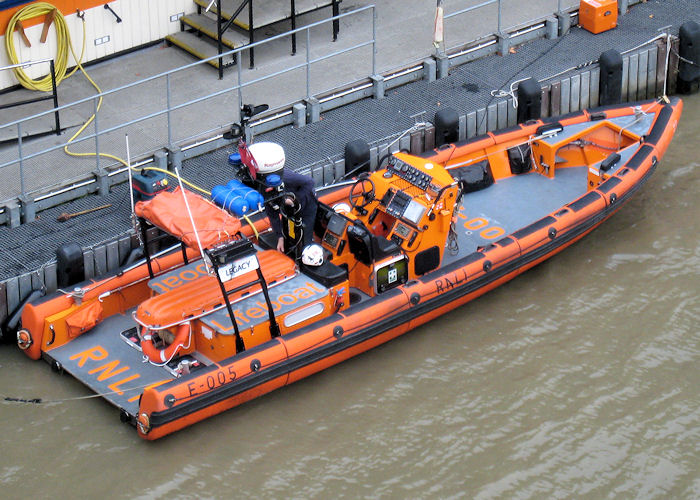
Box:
678 21 700 94
599 49 623 105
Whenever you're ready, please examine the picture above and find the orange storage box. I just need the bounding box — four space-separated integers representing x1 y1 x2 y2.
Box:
579 0 618 34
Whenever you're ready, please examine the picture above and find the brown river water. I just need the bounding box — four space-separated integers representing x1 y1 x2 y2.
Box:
0 94 698 499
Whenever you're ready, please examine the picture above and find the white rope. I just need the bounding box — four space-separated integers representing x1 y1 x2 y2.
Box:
2 378 163 404
490 77 530 108
174 165 208 272
664 32 672 97
540 59 596 83
674 51 699 66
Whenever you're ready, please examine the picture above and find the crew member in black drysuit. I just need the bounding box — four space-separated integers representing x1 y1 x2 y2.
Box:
265 168 317 254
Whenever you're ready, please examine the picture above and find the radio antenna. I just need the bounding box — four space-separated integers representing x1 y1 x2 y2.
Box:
125 134 139 234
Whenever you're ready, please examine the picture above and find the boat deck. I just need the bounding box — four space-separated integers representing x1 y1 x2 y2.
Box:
46 268 331 416
444 109 656 264
47 310 173 416
448 166 587 263
42 160 590 415
43 100 661 411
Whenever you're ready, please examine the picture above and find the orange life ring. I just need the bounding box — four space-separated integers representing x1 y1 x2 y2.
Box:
141 323 190 364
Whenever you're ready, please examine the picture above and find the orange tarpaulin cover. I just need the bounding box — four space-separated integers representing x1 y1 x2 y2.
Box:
65 300 103 337
135 188 242 250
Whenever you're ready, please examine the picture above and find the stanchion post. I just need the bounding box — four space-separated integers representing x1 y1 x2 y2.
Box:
18 122 25 198
306 28 311 100
498 0 502 34
94 96 101 174
291 0 297 54
166 73 172 146
50 59 61 135
372 6 377 75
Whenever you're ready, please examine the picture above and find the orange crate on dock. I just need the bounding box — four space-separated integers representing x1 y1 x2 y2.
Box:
579 0 618 34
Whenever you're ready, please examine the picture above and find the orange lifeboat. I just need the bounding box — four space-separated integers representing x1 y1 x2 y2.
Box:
18 97 682 440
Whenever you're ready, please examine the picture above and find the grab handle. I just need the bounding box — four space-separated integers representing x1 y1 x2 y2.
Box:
104 3 122 23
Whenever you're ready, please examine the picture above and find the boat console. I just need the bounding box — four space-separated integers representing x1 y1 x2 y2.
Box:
361 154 459 260
315 152 461 296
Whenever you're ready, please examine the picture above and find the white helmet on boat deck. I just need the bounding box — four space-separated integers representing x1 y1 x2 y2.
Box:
301 244 324 267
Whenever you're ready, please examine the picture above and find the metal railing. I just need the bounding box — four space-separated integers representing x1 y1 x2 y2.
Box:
440 0 580 52
0 5 377 206
0 0 646 215
0 59 61 141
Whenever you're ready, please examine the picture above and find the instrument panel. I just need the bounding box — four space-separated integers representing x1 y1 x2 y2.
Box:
326 213 348 236
319 153 460 272
381 189 410 218
322 213 349 249
387 158 433 190
379 188 427 226
393 222 411 238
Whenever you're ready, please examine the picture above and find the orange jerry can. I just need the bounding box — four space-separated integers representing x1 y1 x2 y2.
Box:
579 0 618 34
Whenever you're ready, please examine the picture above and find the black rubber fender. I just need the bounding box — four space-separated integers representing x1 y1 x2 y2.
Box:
434 107 459 146
1 289 45 344
344 139 370 178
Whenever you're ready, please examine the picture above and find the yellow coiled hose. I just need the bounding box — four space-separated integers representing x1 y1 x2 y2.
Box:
4 3 127 166
5 2 83 91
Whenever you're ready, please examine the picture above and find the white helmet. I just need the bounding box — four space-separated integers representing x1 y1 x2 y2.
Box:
333 202 351 214
301 244 324 267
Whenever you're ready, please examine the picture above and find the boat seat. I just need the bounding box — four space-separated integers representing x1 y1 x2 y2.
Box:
300 260 348 288
257 230 279 250
372 233 400 261
347 223 400 266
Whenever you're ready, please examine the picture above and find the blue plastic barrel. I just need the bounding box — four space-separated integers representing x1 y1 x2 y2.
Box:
211 184 248 216
226 179 263 210
211 185 229 201
226 179 244 190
